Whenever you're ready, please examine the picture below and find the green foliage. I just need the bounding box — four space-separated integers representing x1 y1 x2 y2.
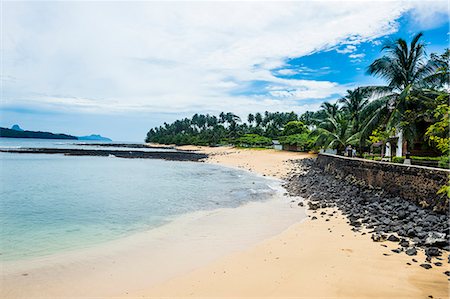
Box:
392 157 405 164
145 35 448 170
425 102 450 154
411 156 441 161
369 128 395 144
235 134 272 147
438 156 449 169
282 121 307 136
279 133 316 151
312 112 359 152
437 175 450 210
146 111 301 146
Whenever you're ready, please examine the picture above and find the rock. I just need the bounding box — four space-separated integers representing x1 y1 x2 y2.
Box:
308 202 320 210
425 215 439 223
283 159 449 261
298 202 304 207
311 216 317 220
412 258 418 263
397 210 407 220
387 235 400 242
425 232 447 247
420 264 432 269
399 240 409 247
405 248 417 256
371 233 386 242
444 271 450 276
425 247 441 257
407 205 418 212
391 248 402 253
434 262 442 266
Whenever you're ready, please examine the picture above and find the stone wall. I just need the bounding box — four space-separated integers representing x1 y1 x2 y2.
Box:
316 153 450 212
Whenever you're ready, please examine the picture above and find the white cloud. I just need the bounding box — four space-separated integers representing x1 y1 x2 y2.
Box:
408 1 449 30
336 45 358 54
2 1 444 117
276 69 298 76
349 53 366 59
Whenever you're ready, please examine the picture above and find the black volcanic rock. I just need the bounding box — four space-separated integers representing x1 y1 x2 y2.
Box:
283 159 449 257
405 248 417 256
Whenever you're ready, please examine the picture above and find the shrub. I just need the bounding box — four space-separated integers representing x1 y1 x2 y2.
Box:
392 157 405 164
236 134 272 147
411 156 441 161
438 155 450 169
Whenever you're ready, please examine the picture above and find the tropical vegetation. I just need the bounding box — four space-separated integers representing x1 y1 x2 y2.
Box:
146 33 449 168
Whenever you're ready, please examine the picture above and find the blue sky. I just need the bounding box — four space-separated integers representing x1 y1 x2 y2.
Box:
2 1 448 141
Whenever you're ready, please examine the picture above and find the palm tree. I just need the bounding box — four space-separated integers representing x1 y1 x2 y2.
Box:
320 102 339 119
339 88 370 131
339 88 371 155
247 113 255 126
363 32 436 153
255 112 263 127
312 113 359 154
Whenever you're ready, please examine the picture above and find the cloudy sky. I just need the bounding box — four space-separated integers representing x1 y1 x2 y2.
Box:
2 1 448 141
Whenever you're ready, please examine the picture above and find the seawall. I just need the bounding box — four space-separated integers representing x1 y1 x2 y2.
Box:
316 153 449 212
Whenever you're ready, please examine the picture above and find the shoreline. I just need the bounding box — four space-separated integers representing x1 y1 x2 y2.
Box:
133 146 449 299
0 150 308 298
2 145 448 298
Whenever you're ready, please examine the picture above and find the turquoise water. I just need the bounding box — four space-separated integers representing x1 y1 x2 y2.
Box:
0 140 278 261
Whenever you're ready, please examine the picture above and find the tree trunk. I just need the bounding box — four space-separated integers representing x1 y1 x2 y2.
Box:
403 139 408 156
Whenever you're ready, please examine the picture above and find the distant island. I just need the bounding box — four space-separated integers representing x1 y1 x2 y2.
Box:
0 125 112 141
77 134 112 141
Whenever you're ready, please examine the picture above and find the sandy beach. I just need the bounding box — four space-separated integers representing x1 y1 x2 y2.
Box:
134 146 449 299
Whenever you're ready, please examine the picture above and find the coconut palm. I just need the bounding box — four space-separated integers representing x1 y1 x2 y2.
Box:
312 112 359 154
320 102 339 118
362 32 437 151
338 88 372 155
339 88 370 132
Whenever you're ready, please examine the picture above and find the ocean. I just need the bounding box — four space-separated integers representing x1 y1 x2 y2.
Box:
0 139 280 261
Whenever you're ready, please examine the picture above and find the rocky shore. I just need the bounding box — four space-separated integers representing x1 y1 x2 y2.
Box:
284 159 449 276
77 143 175 150
0 148 207 161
